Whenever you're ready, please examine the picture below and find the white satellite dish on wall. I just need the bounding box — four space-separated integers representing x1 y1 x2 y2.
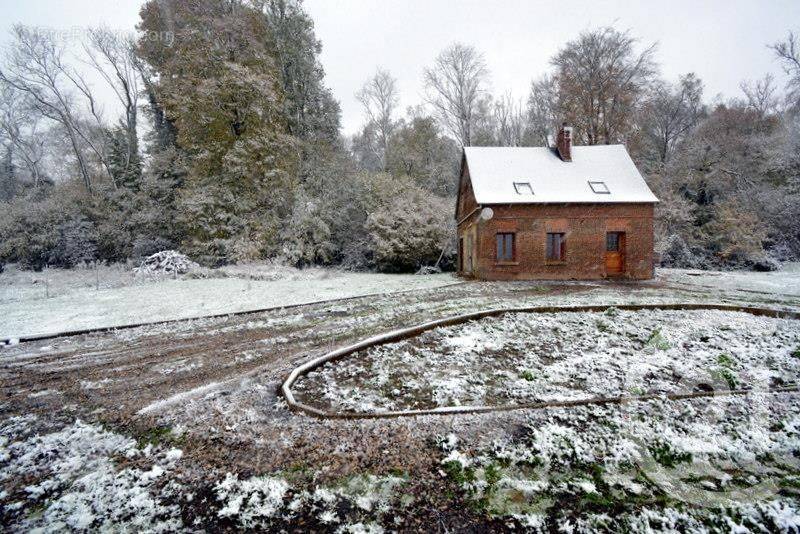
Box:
480 207 494 221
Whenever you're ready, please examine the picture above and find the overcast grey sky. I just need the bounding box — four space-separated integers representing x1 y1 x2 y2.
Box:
3 0 798 135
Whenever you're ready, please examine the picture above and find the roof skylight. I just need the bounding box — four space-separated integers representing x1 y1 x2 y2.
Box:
588 180 610 194
513 182 534 195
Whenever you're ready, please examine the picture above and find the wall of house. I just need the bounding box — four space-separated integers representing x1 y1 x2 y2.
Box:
458 203 655 280
456 163 478 221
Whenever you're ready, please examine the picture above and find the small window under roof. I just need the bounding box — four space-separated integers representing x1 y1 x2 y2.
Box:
589 180 610 194
513 182 534 195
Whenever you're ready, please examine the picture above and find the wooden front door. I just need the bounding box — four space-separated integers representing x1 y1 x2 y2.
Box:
605 232 625 275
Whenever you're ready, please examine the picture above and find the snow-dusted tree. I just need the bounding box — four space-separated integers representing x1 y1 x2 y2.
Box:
771 31 800 110
104 125 141 189
658 234 698 269
356 69 398 169
640 73 705 166
525 75 559 146
363 176 453 272
282 193 334 267
0 82 47 191
84 27 142 188
262 0 342 144
424 43 490 146
137 0 299 264
0 26 95 192
350 121 384 172
0 142 17 201
52 215 99 267
740 74 780 119
492 92 527 147
703 199 769 267
550 26 657 145
385 116 460 196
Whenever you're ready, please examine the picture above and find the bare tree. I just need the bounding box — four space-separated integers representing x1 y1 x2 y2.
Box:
641 73 705 164
0 82 47 187
492 92 526 147
740 74 779 118
0 25 94 191
84 27 141 183
525 75 559 146
770 31 800 109
423 43 489 146
551 26 657 145
356 68 398 169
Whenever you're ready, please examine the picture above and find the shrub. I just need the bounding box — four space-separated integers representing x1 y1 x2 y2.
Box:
281 194 334 267
659 234 698 269
365 182 453 273
50 216 99 267
0 194 74 270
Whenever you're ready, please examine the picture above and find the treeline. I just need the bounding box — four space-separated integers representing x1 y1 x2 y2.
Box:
0 1 798 272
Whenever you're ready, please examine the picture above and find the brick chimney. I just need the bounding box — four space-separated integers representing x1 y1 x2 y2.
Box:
556 123 573 162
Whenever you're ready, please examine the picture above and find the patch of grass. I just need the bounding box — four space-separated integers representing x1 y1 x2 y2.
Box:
604 307 619 317
648 441 693 468
717 353 735 368
792 346 800 359
442 460 477 489
646 329 671 350
519 369 536 381
595 320 610 332
25 500 48 520
779 476 800 490
388 467 408 477
484 463 503 489
716 368 738 389
712 356 739 390
136 425 175 448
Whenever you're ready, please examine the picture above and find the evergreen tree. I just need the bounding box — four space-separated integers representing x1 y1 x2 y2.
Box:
262 0 341 144
0 142 18 201
105 124 143 190
136 0 299 264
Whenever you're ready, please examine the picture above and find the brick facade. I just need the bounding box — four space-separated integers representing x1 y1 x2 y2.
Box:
456 165 655 280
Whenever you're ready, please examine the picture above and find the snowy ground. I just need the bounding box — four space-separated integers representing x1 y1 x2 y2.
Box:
1 265 799 531
438 393 800 532
661 263 800 297
0 262 457 340
294 309 800 413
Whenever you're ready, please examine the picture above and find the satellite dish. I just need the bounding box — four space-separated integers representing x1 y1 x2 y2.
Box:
480 207 494 221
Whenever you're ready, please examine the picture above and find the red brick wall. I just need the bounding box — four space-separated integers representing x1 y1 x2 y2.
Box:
457 203 655 280
456 163 478 221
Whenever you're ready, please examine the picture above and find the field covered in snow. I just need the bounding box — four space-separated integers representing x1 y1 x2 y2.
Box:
1 265 800 531
0 262 456 340
294 308 800 413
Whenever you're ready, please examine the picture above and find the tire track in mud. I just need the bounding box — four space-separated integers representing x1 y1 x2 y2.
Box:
2 282 745 425
1 285 494 420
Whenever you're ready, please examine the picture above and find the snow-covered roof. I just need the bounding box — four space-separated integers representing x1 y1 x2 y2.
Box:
463 145 658 204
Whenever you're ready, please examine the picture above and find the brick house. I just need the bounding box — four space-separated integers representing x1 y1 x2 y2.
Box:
456 125 658 280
